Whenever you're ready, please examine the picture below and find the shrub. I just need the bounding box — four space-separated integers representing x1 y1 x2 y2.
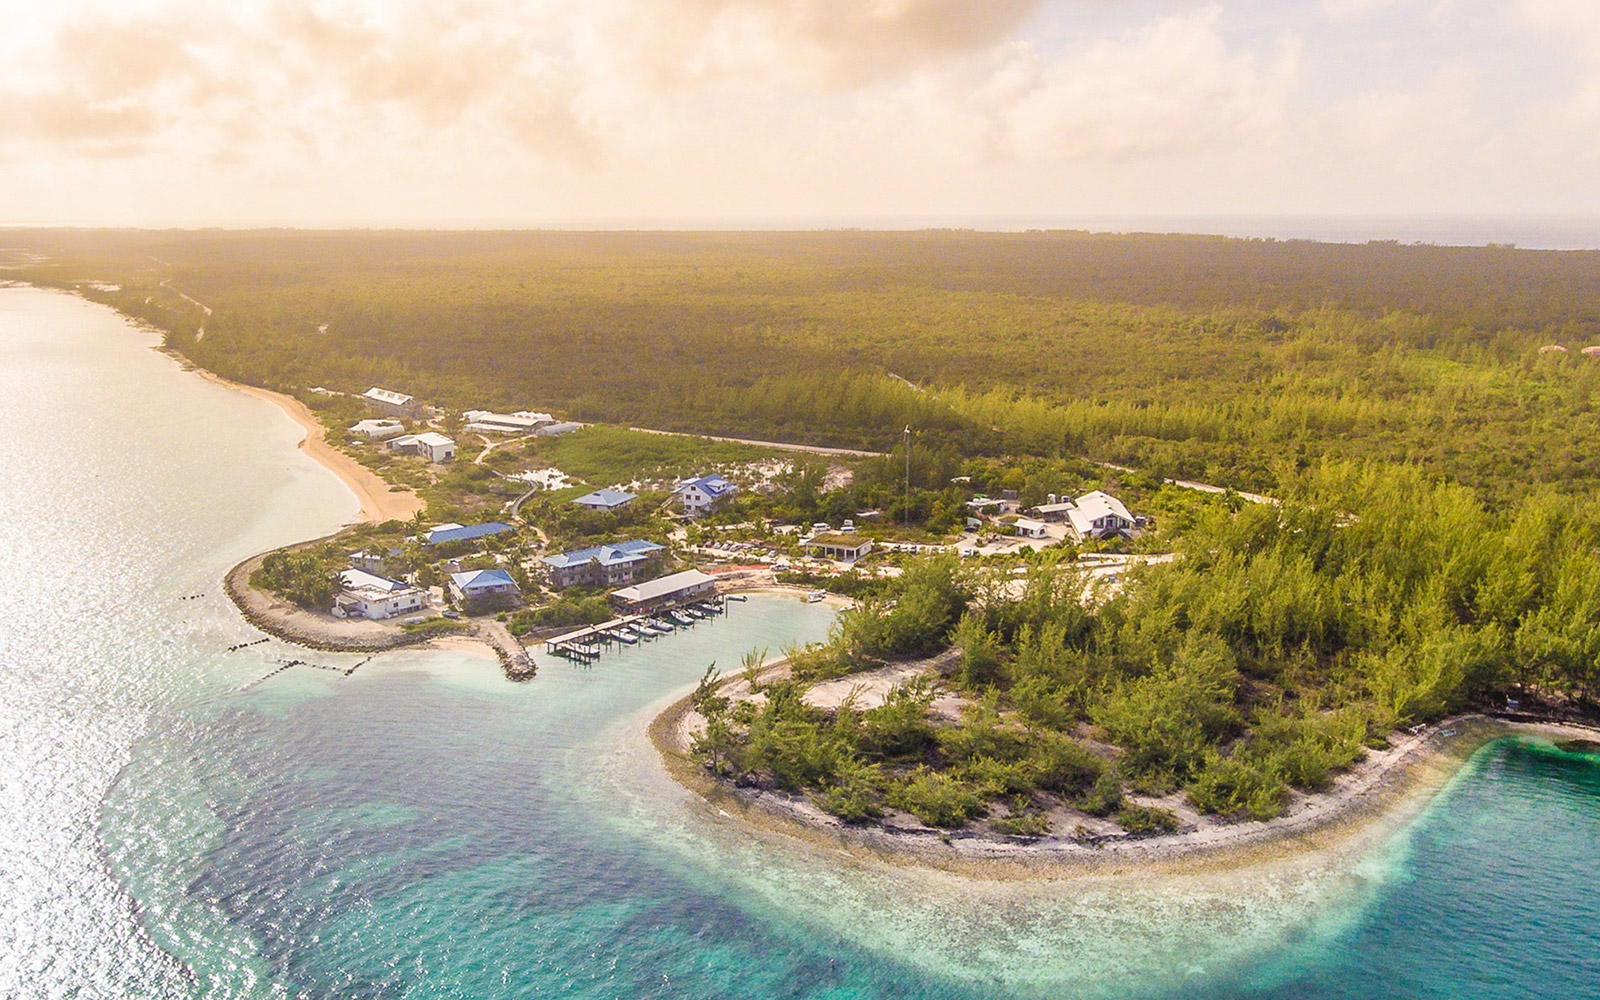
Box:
1029 733 1107 796
991 804 1051 838
1115 804 1181 835
891 768 985 828
1078 768 1125 817
815 763 883 824
1185 755 1289 821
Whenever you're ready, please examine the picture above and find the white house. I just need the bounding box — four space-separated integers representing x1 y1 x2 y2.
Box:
388 432 456 463
361 386 422 418
674 474 737 517
349 418 405 440
1066 490 1135 541
334 568 426 620
1013 517 1050 539
463 410 551 435
449 568 521 605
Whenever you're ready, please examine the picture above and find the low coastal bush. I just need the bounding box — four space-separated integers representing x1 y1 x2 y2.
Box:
890 767 985 828
509 593 613 632
1184 755 1289 821
1115 804 1181 835
400 617 468 635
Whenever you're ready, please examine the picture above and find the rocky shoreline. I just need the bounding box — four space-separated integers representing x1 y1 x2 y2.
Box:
223 539 535 678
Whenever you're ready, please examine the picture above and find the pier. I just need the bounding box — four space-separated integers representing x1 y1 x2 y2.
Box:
542 597 729 662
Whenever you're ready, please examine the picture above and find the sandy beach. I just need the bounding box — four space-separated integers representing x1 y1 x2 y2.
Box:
184 363 423 524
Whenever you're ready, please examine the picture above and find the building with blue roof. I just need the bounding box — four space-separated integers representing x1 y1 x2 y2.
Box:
572 488 637 511
449 568 521 606
674 474 738 517
540 539 665 590
424 521 515 546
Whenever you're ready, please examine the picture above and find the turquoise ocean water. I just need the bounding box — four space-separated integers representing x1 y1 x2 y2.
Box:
1 286 1596 999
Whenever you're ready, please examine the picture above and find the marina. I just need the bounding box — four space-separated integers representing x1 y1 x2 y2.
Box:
543 597 731 662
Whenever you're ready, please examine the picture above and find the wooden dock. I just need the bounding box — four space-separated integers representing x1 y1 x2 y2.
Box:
542 598 729 662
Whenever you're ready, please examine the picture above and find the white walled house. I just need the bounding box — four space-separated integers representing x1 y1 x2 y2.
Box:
449 568 521 606
349 418 406 440
334 569 426 620
361 386 422 418
388 432 456 463
463 410 552 435
1013 517 1050 539
674 474 737 517
1065 491 1136 541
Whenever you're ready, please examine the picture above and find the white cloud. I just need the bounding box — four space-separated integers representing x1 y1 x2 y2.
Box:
0 0 1593 223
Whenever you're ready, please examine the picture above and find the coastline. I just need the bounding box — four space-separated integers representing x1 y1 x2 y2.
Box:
176 359 424 524
649 678 1599 878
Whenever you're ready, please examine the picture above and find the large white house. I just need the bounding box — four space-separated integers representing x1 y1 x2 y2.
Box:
1065 490 1136 540
334 569 426 620
349 418 405 440
674 474 737 517
388 432 456 463
361 386 422 418
463 410 552 435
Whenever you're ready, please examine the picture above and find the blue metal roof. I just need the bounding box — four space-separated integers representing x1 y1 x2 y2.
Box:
450 568 516 590
572 488 637 509
424 521 515 545
541 538 664 570
677 474 735 498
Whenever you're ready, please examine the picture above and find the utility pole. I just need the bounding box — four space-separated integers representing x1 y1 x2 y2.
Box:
903 425 911 530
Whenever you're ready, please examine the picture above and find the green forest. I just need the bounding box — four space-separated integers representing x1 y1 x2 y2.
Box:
12 228 1600 501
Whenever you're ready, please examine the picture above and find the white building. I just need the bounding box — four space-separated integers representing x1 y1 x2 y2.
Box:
361 386 421 418
463 410 552 435
674 474 738 517
388 432 456 463
803 533 875 563
610 569 717 611
1066 491 1135 540
1013 517 1050 539
1031 501 1077 522
449 568 521 605
349 418 405 440
334 569 426 620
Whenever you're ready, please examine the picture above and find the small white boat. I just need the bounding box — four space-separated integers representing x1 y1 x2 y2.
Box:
806 590 827 603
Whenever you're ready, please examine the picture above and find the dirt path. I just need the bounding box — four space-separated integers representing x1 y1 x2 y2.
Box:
627 425 885 458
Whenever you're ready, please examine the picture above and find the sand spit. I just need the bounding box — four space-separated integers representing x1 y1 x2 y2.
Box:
652 680 1599 879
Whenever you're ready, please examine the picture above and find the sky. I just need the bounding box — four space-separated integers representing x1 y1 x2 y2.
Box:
2 0 1598 228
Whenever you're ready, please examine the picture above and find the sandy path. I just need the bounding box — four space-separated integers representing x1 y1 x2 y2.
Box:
190 367 424 523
